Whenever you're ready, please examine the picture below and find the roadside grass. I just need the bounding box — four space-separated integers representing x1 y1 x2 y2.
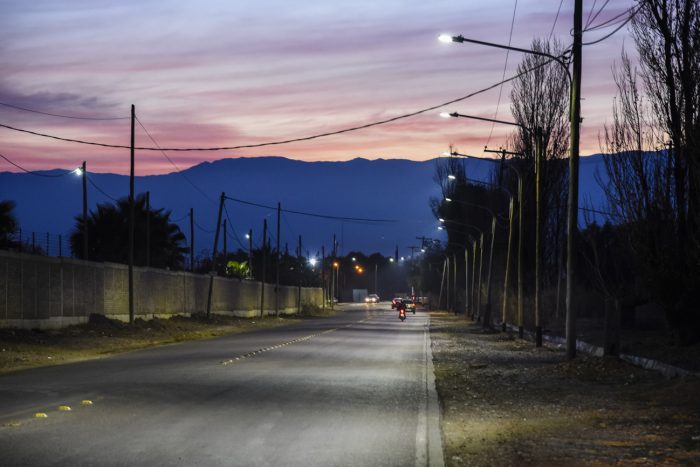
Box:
0 312 311 374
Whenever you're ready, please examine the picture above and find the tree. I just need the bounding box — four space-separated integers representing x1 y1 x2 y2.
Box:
601 0 700 344
70 194 187 269
0 200 18 249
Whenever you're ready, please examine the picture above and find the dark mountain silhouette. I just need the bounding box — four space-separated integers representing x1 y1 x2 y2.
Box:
0 156 609 257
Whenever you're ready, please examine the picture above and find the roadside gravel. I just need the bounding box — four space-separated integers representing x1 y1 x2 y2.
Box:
430 312 700 466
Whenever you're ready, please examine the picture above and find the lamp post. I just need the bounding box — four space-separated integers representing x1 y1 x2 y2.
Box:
438 17 582 356
440 219 483 321
76 162 88 260
445 150 526 335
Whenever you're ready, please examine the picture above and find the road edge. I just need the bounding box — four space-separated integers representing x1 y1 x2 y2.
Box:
416 316 445 467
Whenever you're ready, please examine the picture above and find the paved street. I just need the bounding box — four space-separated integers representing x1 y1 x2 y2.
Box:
0 304 442 467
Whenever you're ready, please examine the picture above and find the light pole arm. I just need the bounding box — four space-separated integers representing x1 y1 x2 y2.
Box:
447 34 572 83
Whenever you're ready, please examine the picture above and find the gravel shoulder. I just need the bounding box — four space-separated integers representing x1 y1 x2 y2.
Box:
430 312 700 466
0 307 337 375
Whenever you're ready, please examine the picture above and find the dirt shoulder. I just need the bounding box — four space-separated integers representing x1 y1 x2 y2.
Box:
430 312 700 466
0 306 338 375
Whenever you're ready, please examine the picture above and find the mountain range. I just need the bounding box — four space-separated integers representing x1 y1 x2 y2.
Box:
0 156 610 257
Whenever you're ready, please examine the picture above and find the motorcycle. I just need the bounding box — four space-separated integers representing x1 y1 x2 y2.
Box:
398 307 406 321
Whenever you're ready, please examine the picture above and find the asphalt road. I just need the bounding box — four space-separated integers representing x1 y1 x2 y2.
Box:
0 303 443 467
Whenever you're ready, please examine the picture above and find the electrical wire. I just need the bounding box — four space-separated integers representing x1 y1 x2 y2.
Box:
136 117 217 204
223 203 249 251
585 0 600 29
87 176 118 202
0 101 129 120
171 213 190 223
0 152 73 177
582 7 639 46
224 195 398 223
584 5 637 31
549 0 565 39
0 54 569 153
585 0 611 29
484 0 519 149
194 219 215 233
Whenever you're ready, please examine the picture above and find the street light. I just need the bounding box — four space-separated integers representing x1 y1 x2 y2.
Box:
308 257 317 267
439 23 582 357
447 174 456 180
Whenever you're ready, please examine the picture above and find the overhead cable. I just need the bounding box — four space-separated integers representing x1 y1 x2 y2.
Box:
0 152 72 177
0 101 128 120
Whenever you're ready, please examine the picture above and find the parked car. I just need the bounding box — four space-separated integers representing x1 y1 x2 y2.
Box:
364 294 380 303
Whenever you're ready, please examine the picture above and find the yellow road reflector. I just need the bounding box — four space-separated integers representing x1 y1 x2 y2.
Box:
58 405 72 411
35 413 48 418
81 400 93 406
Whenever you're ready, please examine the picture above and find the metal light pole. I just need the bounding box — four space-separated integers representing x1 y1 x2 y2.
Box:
80 161 88 261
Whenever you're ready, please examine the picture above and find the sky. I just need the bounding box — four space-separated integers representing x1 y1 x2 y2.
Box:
1 0 637 175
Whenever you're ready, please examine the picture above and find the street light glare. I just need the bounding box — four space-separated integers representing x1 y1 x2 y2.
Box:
438 34 454 43
439 112 451 118
244 233 250 239
445 197 452 202
438 226 444 230
74 167 83 176
439 218 445 222
447 174 456 180
308 258 317 267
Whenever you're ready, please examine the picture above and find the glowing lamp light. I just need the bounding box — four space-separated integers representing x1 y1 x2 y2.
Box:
351 257 356 262
439 218 445 223
421 249 426 253
448 174 456 180
438 34 454 43
441 152 452 157
245 233 250 239
308 258 317 267
439 112 451 118
74 167 83 176
438 226 444 230
389 257 395 263
445 197 453 202
400 256 405 261
333 261 339 268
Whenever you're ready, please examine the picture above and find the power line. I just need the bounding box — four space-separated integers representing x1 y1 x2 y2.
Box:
0 152 73 177
484 0 519 149
135 117 217 204
584 5 636 31
225 195 398 223
549 0 565 39
194 219 215 233
0 101 128 120
582 6 639 46
223 203 249 251
87 176 118 202
0 54 569 153
585 0 611 29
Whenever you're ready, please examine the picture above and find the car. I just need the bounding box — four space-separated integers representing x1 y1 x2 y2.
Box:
402 298 416 314
391 297 403 309
364 294 380 303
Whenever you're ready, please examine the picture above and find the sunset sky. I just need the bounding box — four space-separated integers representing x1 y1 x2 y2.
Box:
1 0 635 175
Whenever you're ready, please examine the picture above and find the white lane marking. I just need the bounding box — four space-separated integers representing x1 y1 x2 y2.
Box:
220 318 371 365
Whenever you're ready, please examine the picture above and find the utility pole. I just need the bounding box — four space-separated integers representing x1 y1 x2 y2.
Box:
535 127 543 347
438 259 446 310
502 196 515 331
248 228 253 278
190 208 195 272
128 104 135 325
206 192 225 318
297 235 302 313
445 256 450 312
260 219 267 317
321 245 326 313
464 247 469 316
146 191 150 268
452 253 458 315
566 0 583 359
484 217 496 327
222 219 227 259
476 233 484 321
81 161 88 261
374 263 378 295
275 202 281 317
471 240 477 319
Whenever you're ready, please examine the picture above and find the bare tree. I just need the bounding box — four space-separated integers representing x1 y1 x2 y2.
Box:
601 0 700 343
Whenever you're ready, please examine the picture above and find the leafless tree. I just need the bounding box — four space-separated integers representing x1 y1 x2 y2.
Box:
601 0 700 343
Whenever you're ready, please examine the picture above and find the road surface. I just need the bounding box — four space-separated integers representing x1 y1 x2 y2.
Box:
0 303 443 467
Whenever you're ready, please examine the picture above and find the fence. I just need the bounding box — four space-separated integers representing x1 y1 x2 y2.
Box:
0 250 323 329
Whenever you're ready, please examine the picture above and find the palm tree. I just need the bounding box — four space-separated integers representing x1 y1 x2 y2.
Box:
70 194 187 269
0 200 19 249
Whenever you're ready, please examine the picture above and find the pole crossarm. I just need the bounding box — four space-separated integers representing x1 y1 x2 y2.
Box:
442 112 526 131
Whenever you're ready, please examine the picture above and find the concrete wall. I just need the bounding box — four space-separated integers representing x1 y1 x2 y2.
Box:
0 251 323 329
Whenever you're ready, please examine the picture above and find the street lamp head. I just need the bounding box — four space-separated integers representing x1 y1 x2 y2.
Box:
439 218 445 223
389 257 395 262
74 167 83 176
333 261 339 268
447 174 456 180
445 197 452 202
438 226 444 230
308 258 317 267
439 111 451 118
351 257 356 262
421 248 426 253
437 34 453 43
244 233 250 239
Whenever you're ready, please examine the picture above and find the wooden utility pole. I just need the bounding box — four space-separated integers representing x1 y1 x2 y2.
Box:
321 245 326 313
471 240 477 319
464 248 469 316
452 253 458 315
476 234 484 320
206 192 225 318
81 161 88 260
438 259 446 310
517 172 524 338
275 202 281 316
502 196 515 331
128 104 135 325
297 235 302 313
146 191 150 268
484 217 496 327
260 219 267 317
445 256 450 312
248 228 253 277
566 0 583 359
222 219 227 259
189 208 195 272
535 127 543 347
